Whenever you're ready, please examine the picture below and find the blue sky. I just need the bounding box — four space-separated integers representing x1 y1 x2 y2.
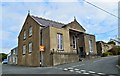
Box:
1 0 119 54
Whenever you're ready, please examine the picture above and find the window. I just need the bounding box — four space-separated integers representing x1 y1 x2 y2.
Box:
13 49 15 54
57 33 63 50
13 57 15 63
23 45 26 54
72 35 77 49
89 40 93 52
29 27 32 36
29 42 32 53
23 30 26 39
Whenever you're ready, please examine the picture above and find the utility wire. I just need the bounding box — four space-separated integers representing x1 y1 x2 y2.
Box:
84 0 120 19
94 28 117 35
82 0 118 35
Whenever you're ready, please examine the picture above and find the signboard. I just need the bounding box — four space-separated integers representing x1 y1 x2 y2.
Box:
39 45 45 51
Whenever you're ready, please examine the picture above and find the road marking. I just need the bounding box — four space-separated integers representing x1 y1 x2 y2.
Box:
82 72 90 74
63 68 68 71
80 70 86 71
88 71 96 73
80 70 86 73
97 72 105 75
76 71 81 73
74 68 79 71
69 69 74 72
68 67 74 70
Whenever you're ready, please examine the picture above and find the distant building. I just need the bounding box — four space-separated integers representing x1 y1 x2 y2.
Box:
7 52 11 64
7 47 18 64
96 41 113 56
18 13 97 67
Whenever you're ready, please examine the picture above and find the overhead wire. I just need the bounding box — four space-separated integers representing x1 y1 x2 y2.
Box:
83 0 118 36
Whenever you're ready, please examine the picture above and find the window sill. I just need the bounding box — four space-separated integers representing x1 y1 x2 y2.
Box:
72 48 77 50
57 49 64 51
28 52 32 54
29 35 32 37
23 39 26 41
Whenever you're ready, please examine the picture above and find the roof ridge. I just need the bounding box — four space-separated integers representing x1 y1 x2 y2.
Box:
31 15 65 25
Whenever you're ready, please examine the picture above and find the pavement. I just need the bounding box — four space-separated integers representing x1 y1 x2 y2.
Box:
1 56 120 76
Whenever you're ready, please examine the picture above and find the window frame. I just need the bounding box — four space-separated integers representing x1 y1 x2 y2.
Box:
29 42 32 53
13 49 15 55
57 33 63 51
72 35 77 49
23 45 26 55
89 40 93 52
23 30 26 40
29 26 32 37
13 56 15 63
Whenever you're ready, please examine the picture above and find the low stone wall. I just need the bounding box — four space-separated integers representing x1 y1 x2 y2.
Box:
53 52 79 66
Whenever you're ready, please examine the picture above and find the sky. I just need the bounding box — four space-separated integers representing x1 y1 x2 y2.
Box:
0 0 119 54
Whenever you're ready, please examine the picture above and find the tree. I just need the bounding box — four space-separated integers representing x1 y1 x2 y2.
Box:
108 46 120 55
0 53 8 62
107 41 116 45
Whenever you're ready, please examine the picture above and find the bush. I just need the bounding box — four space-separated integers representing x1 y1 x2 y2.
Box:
101 52 113 57
0 53 7 61
107 41 116 45
107 46 120 55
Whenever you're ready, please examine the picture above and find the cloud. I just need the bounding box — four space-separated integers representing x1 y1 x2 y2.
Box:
1 48 11 54
1 0 119 2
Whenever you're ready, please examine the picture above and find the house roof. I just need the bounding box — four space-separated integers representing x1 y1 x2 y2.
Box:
96 41 106 44
62 19 86 31
31 15 86 32
31 15 65 28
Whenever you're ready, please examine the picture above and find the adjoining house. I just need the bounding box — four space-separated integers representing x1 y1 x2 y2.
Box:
7 47 18 64
7 52 11 64
96 41 113 56
18 13 97 67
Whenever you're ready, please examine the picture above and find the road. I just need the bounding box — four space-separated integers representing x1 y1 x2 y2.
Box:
2 56 120 76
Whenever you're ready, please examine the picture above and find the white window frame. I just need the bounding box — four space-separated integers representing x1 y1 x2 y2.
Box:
13 49 15 54
23 45 26 54
23 30 26 39
72 35 77 49
57 33 63 50
29 27 32 36
29 42 32 53
89 40 93 52
13 56 15 63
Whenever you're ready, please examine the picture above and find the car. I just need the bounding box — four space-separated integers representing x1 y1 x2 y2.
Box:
2 59 8 64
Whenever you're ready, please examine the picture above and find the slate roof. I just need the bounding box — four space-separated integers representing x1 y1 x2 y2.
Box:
31 15 65 28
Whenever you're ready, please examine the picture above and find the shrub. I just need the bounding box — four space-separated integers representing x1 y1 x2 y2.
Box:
108 46 120 55
101 52 113 57
107 41 116 45
101 53 107 57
